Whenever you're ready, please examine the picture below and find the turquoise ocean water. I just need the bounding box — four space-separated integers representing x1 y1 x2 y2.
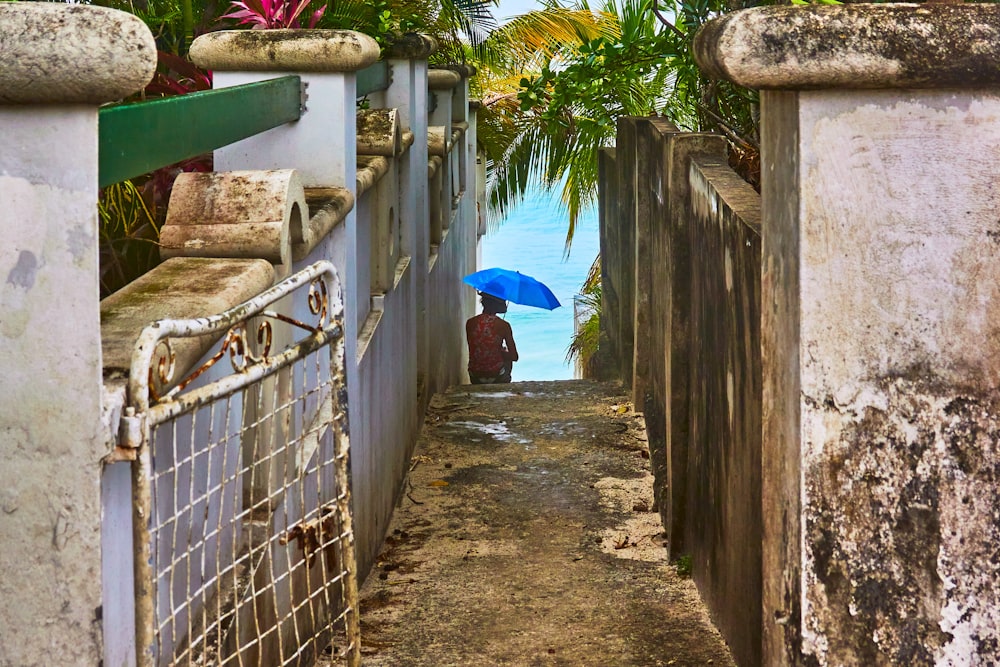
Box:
480 188 600 381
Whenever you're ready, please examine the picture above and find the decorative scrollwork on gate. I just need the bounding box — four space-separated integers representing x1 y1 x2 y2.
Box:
145 273 336 405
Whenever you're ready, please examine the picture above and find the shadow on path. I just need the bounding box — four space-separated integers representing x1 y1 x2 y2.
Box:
326 380 735 666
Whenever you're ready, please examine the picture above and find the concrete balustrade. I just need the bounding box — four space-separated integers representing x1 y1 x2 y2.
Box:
0 3 479 663
188 29 473 577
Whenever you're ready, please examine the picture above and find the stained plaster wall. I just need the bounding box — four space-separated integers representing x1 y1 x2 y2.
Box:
427 200 475 393
686 158 762 667
764 88 1000 666
599 119 763 666
597 147 622 377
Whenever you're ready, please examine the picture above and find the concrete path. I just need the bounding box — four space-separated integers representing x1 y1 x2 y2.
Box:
327 380 735 666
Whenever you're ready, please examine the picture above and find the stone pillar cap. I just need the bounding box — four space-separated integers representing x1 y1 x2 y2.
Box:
384 32 438 59
0 3 155 104
191 29 380 72
428 69 463 90
445 64 477 78
694 3 1000 90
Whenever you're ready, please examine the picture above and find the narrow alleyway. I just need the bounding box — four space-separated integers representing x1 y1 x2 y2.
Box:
327 380 735 666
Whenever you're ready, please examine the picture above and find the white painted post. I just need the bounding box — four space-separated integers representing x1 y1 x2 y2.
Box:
428 69 459 234
386 35 436 403
0 4 155 664
450 67 473 203
696 4 1000 665
459 80 479 346
190 29 380 474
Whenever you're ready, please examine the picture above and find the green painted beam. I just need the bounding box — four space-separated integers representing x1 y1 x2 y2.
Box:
357 61 389 99
99 76 302 188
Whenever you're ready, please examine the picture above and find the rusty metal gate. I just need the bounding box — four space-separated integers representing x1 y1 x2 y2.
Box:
120 261 360 666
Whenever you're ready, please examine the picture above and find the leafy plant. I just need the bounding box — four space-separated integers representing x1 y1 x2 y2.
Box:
222 0 326 29
675 553 693 577
566 256 607 378
98 180 161 297
477 0 762 246
145 50 212 97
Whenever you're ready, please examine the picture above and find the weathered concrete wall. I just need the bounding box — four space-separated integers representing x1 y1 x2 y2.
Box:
355 267 419 576
600 118 762 666
694 4 1000 664
597 147 623 377
635 120 671 547
623 117 654 407
686 158 762 667
600 128 636 388
426 73 475 395
648 124 727 561
427 203 475 393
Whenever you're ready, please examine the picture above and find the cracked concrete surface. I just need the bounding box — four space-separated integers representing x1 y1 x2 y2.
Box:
322 380 736 666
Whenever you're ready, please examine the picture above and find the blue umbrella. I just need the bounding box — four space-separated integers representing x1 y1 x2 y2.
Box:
463 267 561 310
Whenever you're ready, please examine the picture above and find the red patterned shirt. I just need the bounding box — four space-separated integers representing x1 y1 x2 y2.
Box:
467 313 510 375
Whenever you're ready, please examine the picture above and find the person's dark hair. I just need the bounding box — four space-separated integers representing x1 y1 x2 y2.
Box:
480 293 507 314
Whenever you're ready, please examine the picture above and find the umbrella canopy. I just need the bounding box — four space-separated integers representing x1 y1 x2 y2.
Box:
463 267 561 310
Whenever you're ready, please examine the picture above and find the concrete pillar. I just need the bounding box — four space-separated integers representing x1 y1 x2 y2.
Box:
428 69 458 234
465 96 481 342
626 117 653 410
654 125 727 561
0 4 155 664
452 69 478 337
190 28 380 465
696 5 1000 664
614 118 638 389
386 34 436 407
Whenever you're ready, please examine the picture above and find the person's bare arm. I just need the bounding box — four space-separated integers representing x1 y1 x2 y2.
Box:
502 321 518 362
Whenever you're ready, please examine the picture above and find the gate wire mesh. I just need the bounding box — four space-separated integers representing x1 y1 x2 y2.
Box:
127 262 360 667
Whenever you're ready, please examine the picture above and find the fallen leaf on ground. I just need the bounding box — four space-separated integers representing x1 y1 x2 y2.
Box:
428 480 449 487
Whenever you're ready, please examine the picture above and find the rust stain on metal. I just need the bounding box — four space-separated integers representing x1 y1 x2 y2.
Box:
279 504 341 571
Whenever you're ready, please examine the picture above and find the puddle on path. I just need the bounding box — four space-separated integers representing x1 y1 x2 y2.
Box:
443 420 533 445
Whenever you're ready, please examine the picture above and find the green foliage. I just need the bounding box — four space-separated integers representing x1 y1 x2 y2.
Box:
478 0 760 247
675 553 693 577
98 180 161 297
475 0 761 364
315 0 495 55
509 0 677 240
566 256 605 377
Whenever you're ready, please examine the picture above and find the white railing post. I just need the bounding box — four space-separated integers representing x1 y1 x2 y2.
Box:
191 30 379 365
386 35 435 402
190 32 378 488
455 71 479 334
0 4 155 664
428 69 459 235
696 5 1000 664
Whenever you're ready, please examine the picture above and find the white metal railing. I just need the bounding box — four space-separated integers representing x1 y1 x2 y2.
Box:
124 261 360 666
